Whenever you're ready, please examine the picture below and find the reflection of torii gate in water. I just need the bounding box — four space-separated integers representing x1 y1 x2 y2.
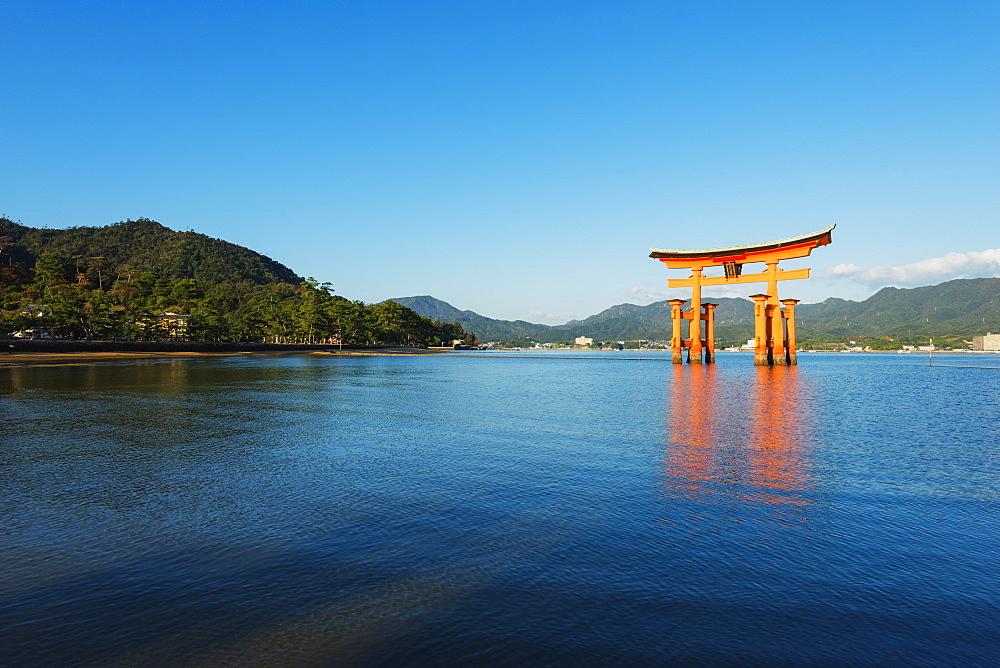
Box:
650 225 834 366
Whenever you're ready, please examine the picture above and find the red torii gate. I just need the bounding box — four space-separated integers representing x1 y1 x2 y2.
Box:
649 225 834 365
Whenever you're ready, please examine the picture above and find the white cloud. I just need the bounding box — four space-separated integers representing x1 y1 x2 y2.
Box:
828 249 1000 287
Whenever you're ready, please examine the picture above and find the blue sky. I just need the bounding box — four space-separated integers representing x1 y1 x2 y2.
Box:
3 1 998 323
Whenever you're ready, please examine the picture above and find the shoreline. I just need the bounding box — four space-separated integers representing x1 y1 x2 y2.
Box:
0 343 439 367
3 345 995 368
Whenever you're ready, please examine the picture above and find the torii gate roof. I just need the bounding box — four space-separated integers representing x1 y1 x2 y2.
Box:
649 225 835 264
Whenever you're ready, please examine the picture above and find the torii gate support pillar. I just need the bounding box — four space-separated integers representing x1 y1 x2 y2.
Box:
703 302 718 363
668 299 686 364
782 299 800 365
751 294 771 366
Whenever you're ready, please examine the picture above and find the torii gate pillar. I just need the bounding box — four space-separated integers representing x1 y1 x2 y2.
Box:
687 268 704 364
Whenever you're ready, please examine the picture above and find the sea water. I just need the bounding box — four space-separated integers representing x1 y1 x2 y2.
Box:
2 352 998 665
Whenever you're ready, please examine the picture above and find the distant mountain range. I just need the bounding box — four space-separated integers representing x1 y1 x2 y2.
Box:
394 277 1000 344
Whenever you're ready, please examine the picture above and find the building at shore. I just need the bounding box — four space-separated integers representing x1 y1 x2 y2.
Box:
972 333 1000 351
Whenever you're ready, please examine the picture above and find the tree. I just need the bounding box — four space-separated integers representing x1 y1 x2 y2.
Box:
437 321 465 344
33 253 67 287
86 257 108 290
84 288 118 339
188 306 228 342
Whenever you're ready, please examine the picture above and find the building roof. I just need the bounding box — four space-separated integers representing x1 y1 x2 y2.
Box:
649 225 835 260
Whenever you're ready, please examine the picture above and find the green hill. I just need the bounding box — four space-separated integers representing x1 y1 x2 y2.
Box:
0 217 301 285
795 279 1000 342
0 218 456 347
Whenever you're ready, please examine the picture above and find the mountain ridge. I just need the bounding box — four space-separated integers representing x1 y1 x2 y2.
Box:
394 277 1000 344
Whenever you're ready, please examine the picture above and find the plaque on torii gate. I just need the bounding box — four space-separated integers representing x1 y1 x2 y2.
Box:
649 225 834 366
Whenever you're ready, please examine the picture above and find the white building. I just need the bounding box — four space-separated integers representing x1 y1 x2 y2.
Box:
972 333 1000 351
574 336 593 346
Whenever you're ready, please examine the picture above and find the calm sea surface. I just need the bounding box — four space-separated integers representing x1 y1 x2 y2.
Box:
2 351 999 666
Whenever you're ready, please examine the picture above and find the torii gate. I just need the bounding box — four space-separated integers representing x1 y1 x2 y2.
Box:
649 225 834 366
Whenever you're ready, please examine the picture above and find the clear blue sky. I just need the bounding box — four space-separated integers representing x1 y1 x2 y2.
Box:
3 1 998 323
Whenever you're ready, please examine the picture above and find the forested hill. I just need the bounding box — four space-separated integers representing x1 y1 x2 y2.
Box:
794 277 1000 340
0 218 301 285
1 218 471 346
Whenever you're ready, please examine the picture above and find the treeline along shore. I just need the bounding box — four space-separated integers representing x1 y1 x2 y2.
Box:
0 218 477 348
